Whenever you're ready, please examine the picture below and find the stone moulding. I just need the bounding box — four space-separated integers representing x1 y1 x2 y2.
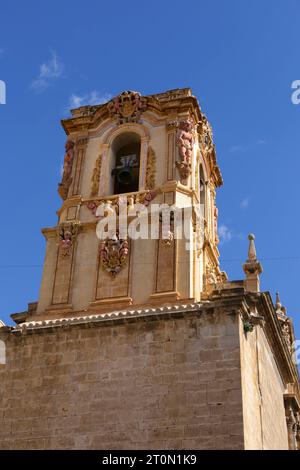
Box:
8 302 205 333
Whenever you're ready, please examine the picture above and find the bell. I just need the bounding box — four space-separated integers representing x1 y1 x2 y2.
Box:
117 168 133 185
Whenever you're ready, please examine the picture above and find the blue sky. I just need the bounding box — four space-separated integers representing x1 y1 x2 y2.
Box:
0 0 299 340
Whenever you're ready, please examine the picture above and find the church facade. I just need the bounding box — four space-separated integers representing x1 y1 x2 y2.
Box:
0 88 299 450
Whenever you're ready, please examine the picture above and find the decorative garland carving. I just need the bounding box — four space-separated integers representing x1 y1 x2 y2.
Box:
199 115 214 154
86 190 158 217
214 206 220 245
107 91 147 124
99 233 129 277
90 154 102 197
145 146 156 190
57 223 79 257
282 322 292 352
58 140 75 200
175 120 194 184
198 114 223 187
195 151 200 193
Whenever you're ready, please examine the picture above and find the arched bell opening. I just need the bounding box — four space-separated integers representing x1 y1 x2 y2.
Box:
111 132 141 195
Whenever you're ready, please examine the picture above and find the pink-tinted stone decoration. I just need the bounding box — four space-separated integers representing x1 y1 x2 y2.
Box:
99 234 129 277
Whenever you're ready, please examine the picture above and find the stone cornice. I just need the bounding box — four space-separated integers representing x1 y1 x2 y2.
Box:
1 289 252 334
62 89 201 136
41 227 57 240
208 288 299 391
6 303 205 334
3 292 248 335
56 195 82 217
258 292 300 388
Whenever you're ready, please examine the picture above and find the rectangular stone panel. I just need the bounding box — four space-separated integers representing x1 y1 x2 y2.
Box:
155 239 176 293
95 242 131 300
52 249 74 305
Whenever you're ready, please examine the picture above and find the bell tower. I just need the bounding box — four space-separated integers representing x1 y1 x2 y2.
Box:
3 88 300 451
30 88 226 321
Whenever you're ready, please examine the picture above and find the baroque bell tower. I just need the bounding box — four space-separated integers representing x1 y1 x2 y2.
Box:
2 88 300 451
27 88 226 321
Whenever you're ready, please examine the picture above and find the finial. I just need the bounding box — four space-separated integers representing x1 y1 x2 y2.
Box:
248 234 257 261
243 233 263 293
275 291 286 317
276 292 282 310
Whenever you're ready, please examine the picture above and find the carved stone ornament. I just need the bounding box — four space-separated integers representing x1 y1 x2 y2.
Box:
145 146 156 190
198 115 218 176
107 91 147 124
57 223 79 257
175 120 194 184
205 259 225 287
161 230 174 247
243 234 263 277
286 406 300 450
214 206 220 245
205 261 218 286
90 154 102 197
275 293 293 353
282 322 292 353
160 209 174 247
86 190 158 217
199 115 214 153
193 217 205 257
99 233 129 277
58 140 75 200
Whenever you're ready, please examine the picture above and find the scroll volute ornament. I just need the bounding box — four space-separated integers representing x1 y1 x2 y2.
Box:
99 233 129 277
176 120 194 185
58 140 75 200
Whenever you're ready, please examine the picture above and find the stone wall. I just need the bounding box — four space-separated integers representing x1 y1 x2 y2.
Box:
0 308 244 450
240 320 289 450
